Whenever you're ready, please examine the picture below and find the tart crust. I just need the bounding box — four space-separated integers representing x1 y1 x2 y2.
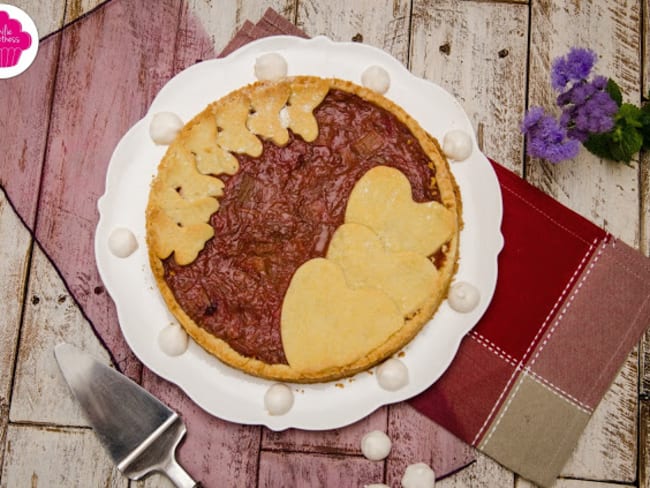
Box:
146 76 462 383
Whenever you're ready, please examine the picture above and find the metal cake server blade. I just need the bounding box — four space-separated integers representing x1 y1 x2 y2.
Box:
54 343 198 488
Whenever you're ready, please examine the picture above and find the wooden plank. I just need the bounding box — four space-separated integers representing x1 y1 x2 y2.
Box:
525 0 641 246
0 190 32 472
639 5 650 485
33 0 182 381
0 34 59 227
0 424 128 487
524 2 641 482
296 0 411 64
141 368 261 488
640 400 649 488
10 0 65 39
7 1 111 39
409 0 529 173
386 403 475 483
515 478 634 488
560 351 638 482
429 451 513 488
63 0 110 25
175 0 296 71
9 246 115 426
257 450 384 488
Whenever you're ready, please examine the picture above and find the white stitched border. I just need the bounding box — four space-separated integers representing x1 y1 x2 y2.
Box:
610 240 650 283
479 371 590 449
529 237 608 367
500 184 593 245
468 332 593 413
469 332 518 367
470 237 599 446
526 368 591 413
478 373 526 447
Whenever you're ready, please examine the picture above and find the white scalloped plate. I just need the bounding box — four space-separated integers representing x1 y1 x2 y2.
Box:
95 36 503 431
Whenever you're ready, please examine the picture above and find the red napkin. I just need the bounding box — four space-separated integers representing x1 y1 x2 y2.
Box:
411 161 650 486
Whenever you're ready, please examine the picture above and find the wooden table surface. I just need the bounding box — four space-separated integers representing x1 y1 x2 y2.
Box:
1 0 649 487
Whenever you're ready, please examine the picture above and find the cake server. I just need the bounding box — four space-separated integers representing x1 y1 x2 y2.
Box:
54 343 198 488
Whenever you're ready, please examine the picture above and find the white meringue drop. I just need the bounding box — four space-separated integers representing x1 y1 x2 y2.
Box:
442 130 473 161
149 112 184 145
448 282 480 313
264 383 294 415
401 463 436 488
361 430 392 461
377 358 409 391
361 65 391 94
254 52 288 81
158 323 189 356
108 228 138 258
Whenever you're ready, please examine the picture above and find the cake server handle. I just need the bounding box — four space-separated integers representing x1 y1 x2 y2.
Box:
163 457 201 488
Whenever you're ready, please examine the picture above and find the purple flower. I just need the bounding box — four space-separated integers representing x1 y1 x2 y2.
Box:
557 80 597 107
521 107 581 163
592 75 608 90
559 82 617 141
551 47 597 91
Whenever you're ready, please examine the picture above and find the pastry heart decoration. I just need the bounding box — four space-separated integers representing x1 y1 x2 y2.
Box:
280 165 454 373
280 258 403 373
345 165 455 256
327 222 439 316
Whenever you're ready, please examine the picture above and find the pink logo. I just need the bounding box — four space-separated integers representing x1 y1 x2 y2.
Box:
0 9 32 68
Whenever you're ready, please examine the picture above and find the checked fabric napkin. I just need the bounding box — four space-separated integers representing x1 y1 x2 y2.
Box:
242 9 650 487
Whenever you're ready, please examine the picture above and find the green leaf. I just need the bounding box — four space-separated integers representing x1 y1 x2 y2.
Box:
616 103 643 128
606 78 623 106
584 132 615 160
640 104 650 150
611 127 642 161
584 122 643 163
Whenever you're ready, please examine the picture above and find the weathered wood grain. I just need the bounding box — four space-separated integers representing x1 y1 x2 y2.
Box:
560 352 638 482
9 0 109 39
0 190 32 472
63 0 109 25
33 0 183 381
0 35 59 227
297 0 411 64
258 450 385 487
262 406 386 454
386 403 475 484
9 0 65 39
9 247 114 426
0 424 127 487
515 477 634 488
433 451 513 488
641 152 650 405
640 399 649 488
409 0 528 173
176 0 295 71
637 5 650 486
526 0 641 246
